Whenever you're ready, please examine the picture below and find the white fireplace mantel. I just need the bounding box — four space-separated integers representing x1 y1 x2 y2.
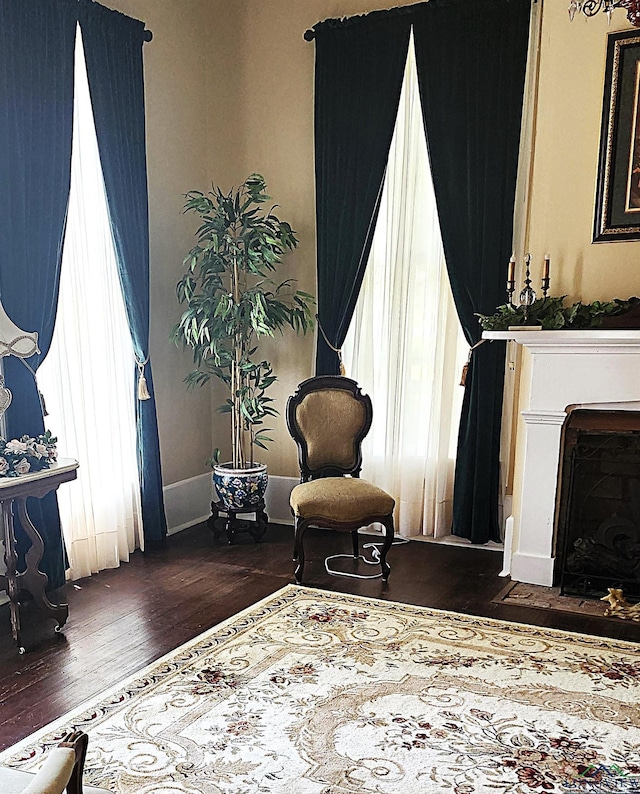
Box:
484 329 640 586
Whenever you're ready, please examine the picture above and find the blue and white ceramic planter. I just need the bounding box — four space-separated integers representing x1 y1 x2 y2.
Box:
213 462 268 510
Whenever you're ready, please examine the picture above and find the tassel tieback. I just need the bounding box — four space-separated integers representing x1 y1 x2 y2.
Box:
316 315 347 377
460 339 487 388
136 356 151 401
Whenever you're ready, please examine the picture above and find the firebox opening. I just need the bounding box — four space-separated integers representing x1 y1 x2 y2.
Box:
554 409 640 603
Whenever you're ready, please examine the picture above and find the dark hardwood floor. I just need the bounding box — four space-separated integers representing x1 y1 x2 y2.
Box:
1 521 638 752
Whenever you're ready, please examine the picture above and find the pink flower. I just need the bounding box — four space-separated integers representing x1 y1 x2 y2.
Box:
0 457 8 475
5 440 28 454
14 458 30 475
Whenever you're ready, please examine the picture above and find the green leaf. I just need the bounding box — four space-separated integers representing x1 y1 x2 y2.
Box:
205 448 222 468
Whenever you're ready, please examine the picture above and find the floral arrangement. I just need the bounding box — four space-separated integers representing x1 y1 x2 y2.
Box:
0 431 57 478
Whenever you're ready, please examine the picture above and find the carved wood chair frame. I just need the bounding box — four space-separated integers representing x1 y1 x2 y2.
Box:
286 376 393 583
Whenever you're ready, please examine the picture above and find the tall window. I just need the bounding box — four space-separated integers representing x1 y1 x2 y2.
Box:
37 26 142 580
342 36 468 539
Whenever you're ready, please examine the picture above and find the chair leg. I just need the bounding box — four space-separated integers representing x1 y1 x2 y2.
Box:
351 530 359 559
379 515 394 581
293 518 308 584
59 730 88 794
291 508 298 562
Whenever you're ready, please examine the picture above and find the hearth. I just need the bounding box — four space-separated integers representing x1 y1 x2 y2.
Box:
555 410 640 601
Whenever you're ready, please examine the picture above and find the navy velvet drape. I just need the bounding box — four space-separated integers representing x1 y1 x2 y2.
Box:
313 11 412 375
413 0 530 543
79 2 167 543
0 0 76 589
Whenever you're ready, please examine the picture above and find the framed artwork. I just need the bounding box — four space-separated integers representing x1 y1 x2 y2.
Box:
594 30 640 242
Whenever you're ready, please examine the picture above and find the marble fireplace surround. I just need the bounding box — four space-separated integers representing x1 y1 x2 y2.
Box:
483 329 640 587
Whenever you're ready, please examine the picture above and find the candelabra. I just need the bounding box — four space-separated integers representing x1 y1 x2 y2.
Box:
506 254 551 327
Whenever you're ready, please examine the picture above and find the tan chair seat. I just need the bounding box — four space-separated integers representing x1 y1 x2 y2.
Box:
290 477 395 523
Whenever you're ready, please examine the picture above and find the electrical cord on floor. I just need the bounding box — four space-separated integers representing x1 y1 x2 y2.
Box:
324 537 410 580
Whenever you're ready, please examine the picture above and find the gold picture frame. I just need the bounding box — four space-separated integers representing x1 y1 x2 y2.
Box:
594 30 640 242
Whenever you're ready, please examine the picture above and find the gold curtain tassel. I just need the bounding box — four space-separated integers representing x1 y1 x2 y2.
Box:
460 339 487 388
317 314 347 376
138 373 151 401
136 358 151 401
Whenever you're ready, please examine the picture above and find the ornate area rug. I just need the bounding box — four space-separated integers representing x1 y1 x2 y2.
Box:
1 585 640 793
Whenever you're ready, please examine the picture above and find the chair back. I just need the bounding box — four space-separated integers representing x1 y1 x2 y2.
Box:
286 376 372 481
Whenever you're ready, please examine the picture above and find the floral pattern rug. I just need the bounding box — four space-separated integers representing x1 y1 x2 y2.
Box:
1 585 639 793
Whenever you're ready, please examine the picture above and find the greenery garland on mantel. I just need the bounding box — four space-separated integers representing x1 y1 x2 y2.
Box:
476 296 640 331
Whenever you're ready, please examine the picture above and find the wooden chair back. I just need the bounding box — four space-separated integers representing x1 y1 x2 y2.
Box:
286 376 373 482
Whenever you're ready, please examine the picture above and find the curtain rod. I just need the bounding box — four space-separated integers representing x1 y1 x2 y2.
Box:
303 0 536 40
304 2 422 41
79 0 153 42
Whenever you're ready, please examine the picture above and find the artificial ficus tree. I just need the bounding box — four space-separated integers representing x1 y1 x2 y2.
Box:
172 174 314 469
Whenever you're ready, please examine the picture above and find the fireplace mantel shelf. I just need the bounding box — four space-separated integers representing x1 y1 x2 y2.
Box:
483 329 640 354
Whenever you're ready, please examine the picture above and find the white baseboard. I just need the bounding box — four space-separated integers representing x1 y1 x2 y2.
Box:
163 472 212 536
510 551 555 587
163 472 297 535
263 475 297 526
499 515 515 577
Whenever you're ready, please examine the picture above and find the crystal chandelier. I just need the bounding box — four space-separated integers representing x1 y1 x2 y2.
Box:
569 0 640 26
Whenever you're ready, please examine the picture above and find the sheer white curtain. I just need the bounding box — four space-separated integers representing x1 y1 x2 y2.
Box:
37 26 142 580
342 37 468 539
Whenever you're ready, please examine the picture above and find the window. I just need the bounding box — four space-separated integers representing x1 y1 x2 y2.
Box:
37 26 142 579
342 36 468 539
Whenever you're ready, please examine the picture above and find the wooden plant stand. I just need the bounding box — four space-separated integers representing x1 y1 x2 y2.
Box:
207 499 268 545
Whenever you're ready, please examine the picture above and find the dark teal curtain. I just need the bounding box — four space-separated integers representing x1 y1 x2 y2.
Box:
0 0 76 589
413 0 531 543
78 2 167 543
313 10 412 375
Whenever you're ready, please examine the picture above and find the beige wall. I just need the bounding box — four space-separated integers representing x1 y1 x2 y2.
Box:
104 0 240 485
525 4 638 300
105 1 640 490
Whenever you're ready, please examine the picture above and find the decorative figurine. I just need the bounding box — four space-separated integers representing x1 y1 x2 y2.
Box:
601 587 640 622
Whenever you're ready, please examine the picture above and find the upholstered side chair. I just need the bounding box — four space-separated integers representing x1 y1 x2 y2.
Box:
286 375 395 584
0 731 110 794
